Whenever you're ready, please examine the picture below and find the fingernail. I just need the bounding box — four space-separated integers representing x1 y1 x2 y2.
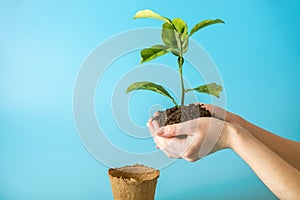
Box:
157 128 164 136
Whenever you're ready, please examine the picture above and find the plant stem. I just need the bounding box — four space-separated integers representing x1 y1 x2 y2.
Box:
178 56 185 106
171 98 179 107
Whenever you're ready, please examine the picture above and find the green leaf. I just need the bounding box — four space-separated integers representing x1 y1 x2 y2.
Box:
189 19 225 37
133 9 172 23
172 18 188 35
162 22 179 50
161 18 189 55
140 45 170 63
181 33 189 54
126 81 178 106
185 83 223 98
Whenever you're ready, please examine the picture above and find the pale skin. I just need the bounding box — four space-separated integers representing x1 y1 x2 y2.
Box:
148 104 300 200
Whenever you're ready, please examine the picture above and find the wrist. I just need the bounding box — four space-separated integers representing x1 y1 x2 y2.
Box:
209 121 236 153
227 112 245 126
218 121 238 149
226 124 251 150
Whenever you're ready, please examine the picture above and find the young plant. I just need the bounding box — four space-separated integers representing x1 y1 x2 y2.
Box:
126 9 224 107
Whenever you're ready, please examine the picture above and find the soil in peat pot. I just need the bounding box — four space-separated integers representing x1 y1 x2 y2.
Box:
153 103 212 127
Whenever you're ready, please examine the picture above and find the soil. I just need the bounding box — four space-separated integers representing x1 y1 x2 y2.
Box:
108 164 159 182
153 103 211 127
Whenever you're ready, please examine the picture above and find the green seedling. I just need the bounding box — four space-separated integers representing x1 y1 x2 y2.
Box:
126 9 224 107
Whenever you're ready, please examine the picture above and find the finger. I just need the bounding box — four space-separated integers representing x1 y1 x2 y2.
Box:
201 104 227 121
158 119 202 138
153 111 160 117
194 102 205 106
148 118 164 147
157 125 183 138
150 118 164 138
157 125 178 137
151 111 160 122
152 118 161 131
155 136 181 158
194 102 213 116
201 103 212 111
156 127 165 136
147 118 156 136
194 103 216 115
148 116 162 131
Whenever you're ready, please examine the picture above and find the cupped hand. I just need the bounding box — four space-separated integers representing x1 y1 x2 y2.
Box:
148 115 232 162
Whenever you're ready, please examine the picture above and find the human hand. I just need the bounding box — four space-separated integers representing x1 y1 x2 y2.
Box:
196 103 240 126
148 116 232 162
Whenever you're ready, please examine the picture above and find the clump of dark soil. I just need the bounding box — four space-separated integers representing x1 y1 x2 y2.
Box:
153 103 211 127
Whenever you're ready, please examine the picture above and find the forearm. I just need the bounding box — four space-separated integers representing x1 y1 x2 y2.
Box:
229 113 300 170
229 126 300 199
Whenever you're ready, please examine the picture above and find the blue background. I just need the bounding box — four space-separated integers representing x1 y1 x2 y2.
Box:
1 0 300 199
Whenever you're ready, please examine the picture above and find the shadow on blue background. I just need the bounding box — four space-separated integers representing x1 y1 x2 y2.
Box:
1 0 299 199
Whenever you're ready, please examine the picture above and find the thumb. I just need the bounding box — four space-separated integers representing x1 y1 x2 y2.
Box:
158 119 202 138
157 124 182 138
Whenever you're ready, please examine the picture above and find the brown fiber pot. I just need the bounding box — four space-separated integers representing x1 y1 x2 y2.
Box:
108 164 160 200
